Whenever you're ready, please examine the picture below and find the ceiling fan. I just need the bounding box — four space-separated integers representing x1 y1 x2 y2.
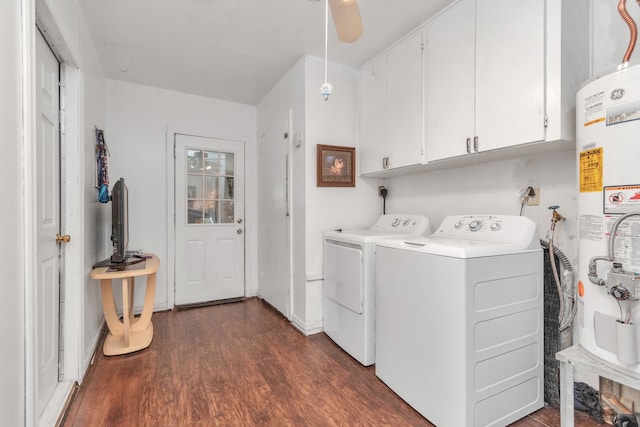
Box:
328 0 363 43
319 0 363 100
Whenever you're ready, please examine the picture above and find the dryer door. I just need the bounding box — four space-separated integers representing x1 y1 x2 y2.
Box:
324 239 364 314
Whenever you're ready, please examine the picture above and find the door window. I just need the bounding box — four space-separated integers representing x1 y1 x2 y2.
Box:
186 149 235 224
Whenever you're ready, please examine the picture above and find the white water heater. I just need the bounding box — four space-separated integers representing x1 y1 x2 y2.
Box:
577 61 640 372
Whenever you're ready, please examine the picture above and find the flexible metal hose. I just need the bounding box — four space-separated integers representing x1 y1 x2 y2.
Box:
619 0 638 63
540 239 577 331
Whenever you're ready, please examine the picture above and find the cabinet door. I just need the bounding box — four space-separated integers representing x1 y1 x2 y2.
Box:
359 57 388 175
424 0 476 162
475 0 545 151
387 30 424 169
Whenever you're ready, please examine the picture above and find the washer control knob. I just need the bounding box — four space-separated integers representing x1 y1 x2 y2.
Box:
392 218 401 227
403 219 411 226
490 222 501 231
469 220 482 231
454 222 463 229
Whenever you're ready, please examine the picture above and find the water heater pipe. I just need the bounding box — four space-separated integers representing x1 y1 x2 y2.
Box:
588 212 640 285
619 0 638 63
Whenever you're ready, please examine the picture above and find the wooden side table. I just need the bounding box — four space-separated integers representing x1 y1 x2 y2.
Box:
90 254 159 356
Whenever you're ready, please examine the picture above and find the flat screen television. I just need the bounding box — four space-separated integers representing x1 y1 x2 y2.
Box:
110 177 129 263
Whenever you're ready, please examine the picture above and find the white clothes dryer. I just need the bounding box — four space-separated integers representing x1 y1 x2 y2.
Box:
323 214 431 366
375 215 543 427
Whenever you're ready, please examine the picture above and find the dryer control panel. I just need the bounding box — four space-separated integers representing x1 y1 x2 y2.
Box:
370 214 430 234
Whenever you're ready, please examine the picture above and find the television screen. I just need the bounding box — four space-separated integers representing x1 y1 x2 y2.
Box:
110 178 129 263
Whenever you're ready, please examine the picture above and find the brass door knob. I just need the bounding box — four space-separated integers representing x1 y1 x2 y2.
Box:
55 233 71 244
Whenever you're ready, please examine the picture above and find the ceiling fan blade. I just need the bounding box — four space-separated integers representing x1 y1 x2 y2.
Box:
328 0 363 43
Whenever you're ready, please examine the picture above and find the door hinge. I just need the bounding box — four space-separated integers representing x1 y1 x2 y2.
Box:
544 115 548 127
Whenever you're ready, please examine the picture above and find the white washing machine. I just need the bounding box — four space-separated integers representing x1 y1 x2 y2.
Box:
375 215 543 427
323 214 431 366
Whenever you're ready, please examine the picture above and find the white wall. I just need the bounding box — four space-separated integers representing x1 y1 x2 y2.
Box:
105 80 257 310
255 56 381 332
591 0 640 75
386 148 578 261
256 57 306 320
1 1 26 424
303 56 381 329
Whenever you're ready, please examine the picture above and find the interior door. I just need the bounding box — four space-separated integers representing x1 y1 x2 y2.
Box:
35 30 61 417
174 134 245 305
257 123 290 317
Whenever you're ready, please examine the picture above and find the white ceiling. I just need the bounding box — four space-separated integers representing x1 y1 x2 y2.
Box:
80 0 454 105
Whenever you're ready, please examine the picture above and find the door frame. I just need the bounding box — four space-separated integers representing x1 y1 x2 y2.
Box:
166 127 250 308
25 2 85 424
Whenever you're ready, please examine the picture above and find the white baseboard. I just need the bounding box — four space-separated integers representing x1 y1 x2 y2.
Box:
81 318 105 383
291 314 323 336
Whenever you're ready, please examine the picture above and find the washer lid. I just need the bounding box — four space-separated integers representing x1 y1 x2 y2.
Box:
376 236 540 258
376 215 540 258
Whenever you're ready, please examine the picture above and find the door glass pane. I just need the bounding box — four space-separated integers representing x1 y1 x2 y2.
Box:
204 200 218 224
221 201 234 223
204 176 219 200
222 177 234 200
185 147 234 226
187 200 203 224
220 152 234 176
187 175 203 199
204 151 219 174
187 149 200 171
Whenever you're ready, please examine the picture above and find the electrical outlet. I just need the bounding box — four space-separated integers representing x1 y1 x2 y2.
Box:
528 187 540 206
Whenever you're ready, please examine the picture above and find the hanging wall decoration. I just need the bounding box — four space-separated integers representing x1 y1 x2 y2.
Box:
95 127 110 203
317 144 356 187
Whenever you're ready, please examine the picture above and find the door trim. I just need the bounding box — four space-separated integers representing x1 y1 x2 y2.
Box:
166 127 250 309
26 4 86 425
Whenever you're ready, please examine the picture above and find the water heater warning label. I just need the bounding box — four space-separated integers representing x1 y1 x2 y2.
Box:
579 148 603 193
582 90 605 126
605 215 640 266
604 185 640 214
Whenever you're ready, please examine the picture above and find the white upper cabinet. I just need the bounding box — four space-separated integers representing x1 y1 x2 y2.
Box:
424 0 476 161
425 0 545 162
424 0 587 163
359 56 388 175
359 30 424 175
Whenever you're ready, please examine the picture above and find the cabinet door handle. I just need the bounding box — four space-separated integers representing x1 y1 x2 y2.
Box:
473 136 479 152
382 157 389 169
466 138 471 154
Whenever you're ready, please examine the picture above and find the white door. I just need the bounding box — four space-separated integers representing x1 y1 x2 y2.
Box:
174 134 245 305
258 124 290 317
36 30 61 417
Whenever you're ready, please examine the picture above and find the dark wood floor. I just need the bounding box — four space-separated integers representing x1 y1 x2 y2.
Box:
63 298 607 426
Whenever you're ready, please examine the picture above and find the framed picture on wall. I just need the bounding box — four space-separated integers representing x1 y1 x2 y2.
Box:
316 144 356 187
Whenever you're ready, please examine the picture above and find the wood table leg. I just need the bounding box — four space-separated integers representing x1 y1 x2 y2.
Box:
132 272 156 332
100 279 123 336
122 277 134 347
